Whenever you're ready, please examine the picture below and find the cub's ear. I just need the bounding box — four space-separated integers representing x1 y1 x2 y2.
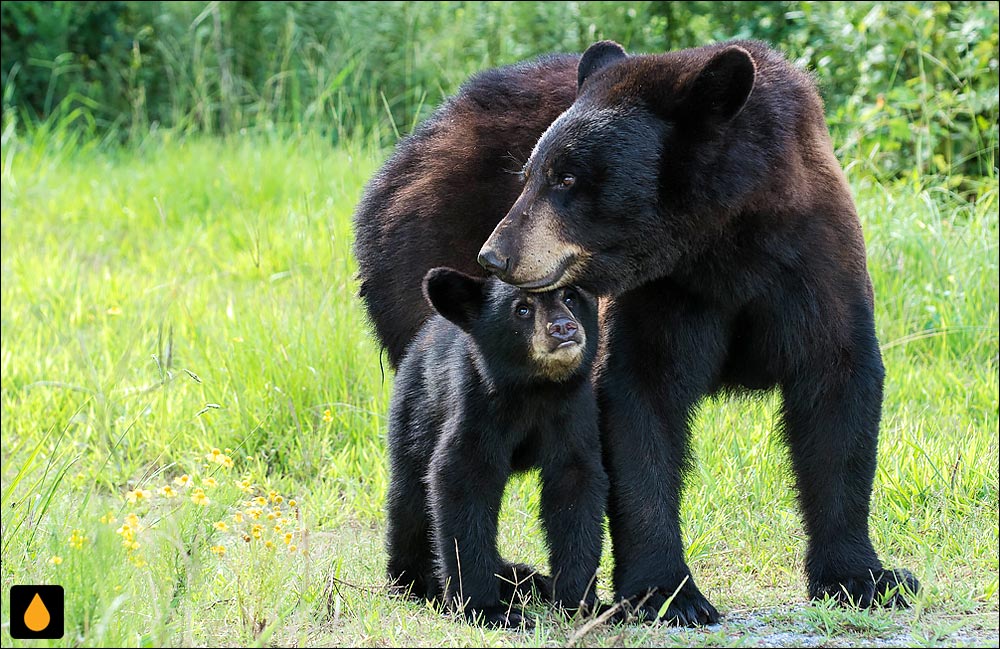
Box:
685 45 756 122
578 40 627 90
423 267 488 332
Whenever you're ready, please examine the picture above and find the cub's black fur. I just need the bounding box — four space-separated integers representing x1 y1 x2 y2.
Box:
385 267 607 628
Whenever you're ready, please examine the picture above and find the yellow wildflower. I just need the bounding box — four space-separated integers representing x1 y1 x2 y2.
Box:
206 448 222 463
99 511 117 524
322 408 333 423
283 532 293 545
251 524 263 539
213 521 228 532
266 511 277 520
174 474 191 487
191 488 210 506
126 488 152 504
288 499 297 508
219 455 234 468
236 478 253 493
203 477 218 488
232 512 244 523
160 485 177 498
264 540 274 550
116 513 143 549
68 529 87 550
210 545 226 557
288 545 297 553
106 306 122 316
254 496 267 507
247 507 262 520
49 556 63 565
272 495 284 505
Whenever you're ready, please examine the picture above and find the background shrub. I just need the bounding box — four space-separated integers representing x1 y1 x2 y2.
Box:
2 2 996 179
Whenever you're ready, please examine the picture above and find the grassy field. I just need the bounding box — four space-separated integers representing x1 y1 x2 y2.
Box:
1 129 997 647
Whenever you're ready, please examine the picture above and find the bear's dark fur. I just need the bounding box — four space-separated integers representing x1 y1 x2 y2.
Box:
353 55 579 368
385 268 607 628
355 40 918 625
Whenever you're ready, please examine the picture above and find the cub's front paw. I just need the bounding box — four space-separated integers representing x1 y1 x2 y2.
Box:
615 578 720 626
464 605 535 629
497 561 552 603
811 568 920 608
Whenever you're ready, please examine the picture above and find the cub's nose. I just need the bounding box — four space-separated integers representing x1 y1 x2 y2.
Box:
477 247 509 277
547 318 578 342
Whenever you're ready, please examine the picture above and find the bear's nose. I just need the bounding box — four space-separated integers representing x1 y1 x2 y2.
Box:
547 318 578 342
477 247 509 277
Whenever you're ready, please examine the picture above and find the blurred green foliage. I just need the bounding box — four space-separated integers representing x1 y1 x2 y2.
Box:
1 1 997 178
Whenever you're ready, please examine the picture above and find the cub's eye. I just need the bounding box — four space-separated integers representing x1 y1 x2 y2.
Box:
515 304 532 319
556 173 576 189
563 290 577 307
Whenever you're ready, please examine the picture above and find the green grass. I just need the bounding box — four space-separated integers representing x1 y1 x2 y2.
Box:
1 130 997 647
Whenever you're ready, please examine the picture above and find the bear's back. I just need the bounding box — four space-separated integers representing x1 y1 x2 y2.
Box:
353 55 579 368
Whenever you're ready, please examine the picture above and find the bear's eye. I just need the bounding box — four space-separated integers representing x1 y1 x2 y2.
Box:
556 173 576 189
515 304 532 319
563 290 577 307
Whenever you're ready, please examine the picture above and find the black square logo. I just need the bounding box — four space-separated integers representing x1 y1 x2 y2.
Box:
9 585 64 639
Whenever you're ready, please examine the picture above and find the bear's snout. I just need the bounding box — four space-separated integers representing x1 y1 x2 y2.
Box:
477 246 510 278
547 318 578 342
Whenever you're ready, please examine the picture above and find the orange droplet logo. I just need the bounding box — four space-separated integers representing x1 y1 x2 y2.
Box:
24 592 51 631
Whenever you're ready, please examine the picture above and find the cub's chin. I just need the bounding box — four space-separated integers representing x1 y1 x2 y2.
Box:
530 339 586 382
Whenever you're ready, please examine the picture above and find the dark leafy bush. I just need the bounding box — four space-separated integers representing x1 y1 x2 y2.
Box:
1 1 996 179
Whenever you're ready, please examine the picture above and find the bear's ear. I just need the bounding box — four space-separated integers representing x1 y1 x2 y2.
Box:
578 40 628 90
423 267 488 332
684 45 756 122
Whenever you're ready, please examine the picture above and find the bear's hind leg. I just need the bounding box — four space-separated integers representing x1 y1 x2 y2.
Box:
385 455 438 600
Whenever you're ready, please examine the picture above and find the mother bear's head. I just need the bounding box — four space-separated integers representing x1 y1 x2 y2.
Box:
478 39 810 296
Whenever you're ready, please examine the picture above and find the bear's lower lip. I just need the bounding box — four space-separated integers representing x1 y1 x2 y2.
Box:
514 256 577 292
556 340 578 349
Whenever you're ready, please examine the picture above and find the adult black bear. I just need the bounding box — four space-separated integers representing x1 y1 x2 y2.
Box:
385 268 606 628
354 40 919 625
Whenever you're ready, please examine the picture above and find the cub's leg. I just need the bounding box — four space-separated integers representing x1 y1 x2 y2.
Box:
538 396 608 614
428 426 530 628
385 398 439 600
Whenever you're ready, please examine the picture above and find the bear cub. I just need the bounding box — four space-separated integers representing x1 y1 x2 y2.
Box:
385 266 608 628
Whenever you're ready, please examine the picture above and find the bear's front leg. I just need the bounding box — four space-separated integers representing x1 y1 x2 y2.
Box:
781 327 920 608
427 430 531 628
537 398 608 615
597 285 727 626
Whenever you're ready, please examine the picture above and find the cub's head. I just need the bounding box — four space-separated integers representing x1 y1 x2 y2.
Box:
423 267 598 382
479 40 781 297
